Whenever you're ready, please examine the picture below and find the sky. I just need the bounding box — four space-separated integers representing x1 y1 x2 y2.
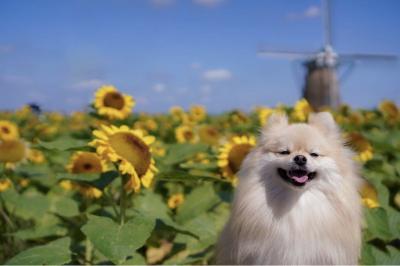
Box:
0 0 399 113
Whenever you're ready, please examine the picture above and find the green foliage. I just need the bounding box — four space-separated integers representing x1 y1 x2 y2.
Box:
6 237 71 265
81 215 155 264
1 104 399 265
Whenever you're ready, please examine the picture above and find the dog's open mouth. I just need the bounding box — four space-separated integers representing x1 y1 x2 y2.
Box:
277 168 317 187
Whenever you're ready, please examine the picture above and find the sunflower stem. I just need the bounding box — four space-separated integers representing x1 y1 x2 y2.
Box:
120 175 127 225
85 237 93 265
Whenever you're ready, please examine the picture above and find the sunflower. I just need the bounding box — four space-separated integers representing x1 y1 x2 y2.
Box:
292 98 313 122
89 125 157 192
189 105 207 123
0 120 19 141
229 110 249 125
94 85 135 120
0 139 28 163
59 180 77 191
360 182 379 208
198 125 220 146
47 112 64 123
169 106 186 122
67 151 107 174
78 184 103 199
348 112 364 126
28 149 45 164
133 118 158 134
256 107 274 126
394 191 400 209
346 132 373 162
378 100 399 125
0 178 12 192
218 135 256 185
167 193 185 209
152 141 166 157
19 178 30 188
185 152 210 165
175 125 198 144
15 105 32 119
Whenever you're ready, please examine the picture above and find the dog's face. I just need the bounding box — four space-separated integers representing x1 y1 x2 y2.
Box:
258 112 345 190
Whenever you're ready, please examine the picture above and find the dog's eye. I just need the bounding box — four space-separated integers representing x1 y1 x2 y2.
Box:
310 152 319 157
279 150 290 155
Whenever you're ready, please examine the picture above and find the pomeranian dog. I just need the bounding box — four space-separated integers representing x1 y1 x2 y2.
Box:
216 112 363 265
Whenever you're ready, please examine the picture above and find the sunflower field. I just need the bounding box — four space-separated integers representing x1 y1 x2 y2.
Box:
0 85 399 265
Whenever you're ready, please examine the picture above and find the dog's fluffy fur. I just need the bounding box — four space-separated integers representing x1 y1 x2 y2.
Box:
216 112 362 265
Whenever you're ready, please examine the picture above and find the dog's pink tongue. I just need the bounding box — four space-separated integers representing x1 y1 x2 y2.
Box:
291 175 308 183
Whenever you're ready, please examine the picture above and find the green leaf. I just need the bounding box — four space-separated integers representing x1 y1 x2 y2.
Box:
38 136 88 151
13 190 51 220
179 162 218 171
81 214 155 264
363 173 390 208
364 207 392 241
172 213 219 262
369 245 399 265
361 242 376 265
48 194 80 217
134 189 172 222
56 171 119 189
386 207 400 238
6 237 71 265
14 164 58 187
133 190 189 234
157 170 226 183
386 246 400 265
13 225 67 240
163 144 208 165
56 172 101 182
176 183 220 223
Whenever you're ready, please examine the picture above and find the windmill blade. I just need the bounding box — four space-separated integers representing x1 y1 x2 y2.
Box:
339 53 398 61
323 0 333 47
258 49 315 60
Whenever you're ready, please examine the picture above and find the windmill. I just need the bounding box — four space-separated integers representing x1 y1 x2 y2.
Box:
258 0 397 110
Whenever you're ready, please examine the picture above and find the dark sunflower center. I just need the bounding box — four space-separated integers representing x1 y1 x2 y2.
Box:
72 153 103 174
207 128 218 137
184 131 194 140
83 163 93 170
109 132 151 176
103 92 125 110
228 144 253 174
1 126 10 134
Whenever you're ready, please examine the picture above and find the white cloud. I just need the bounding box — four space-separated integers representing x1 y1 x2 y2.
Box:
150 0 176 8
304 5 321 18
193 0 225 8
152 82 166 93
202 68 232 81
287 5 321 20
72 79 105 91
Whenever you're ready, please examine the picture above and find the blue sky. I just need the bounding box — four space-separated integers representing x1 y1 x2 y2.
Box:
0 0 399 113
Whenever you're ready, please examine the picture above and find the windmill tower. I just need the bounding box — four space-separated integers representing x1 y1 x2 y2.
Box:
259 0 397 110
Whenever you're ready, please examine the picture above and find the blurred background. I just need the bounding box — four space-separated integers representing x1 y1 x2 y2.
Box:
0 0 399 113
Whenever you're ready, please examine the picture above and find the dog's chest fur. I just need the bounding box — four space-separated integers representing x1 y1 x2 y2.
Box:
217 174 361 265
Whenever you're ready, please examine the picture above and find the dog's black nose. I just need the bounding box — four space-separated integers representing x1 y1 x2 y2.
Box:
294 155 307 166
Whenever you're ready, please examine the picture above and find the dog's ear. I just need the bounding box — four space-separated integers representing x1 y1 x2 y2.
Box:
263 112 288 131
308 112 340 138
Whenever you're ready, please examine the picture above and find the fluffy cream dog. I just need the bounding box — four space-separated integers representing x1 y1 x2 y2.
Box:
216 112 362 265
